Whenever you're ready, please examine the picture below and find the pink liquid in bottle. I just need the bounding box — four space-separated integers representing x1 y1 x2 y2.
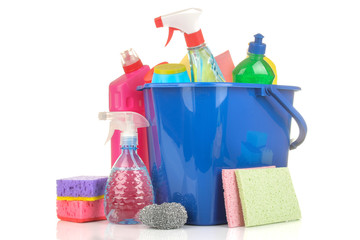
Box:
109 49 150 171
104 147 154 224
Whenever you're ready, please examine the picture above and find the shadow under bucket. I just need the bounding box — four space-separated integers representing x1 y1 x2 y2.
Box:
138 82 307 225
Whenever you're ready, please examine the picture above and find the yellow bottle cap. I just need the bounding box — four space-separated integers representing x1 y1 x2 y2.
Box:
154 64 187 75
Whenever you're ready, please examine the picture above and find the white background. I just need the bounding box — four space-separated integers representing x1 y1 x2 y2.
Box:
1 0 359 239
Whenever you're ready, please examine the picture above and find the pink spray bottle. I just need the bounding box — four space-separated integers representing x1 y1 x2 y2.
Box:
109 49 150 171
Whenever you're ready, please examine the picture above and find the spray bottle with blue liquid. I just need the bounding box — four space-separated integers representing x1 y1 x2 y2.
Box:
155 8 225 82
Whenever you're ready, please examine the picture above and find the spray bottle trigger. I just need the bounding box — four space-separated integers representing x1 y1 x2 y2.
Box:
105 120 121 144
105 123 115 144
165 27 180 47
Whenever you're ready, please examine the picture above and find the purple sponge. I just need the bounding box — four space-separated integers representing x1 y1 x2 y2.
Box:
56 176 108 197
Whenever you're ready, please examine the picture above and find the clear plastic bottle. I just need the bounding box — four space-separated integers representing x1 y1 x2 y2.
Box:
154 8 225 82
104 141 154 224
99 112 154 224
188 44 225 82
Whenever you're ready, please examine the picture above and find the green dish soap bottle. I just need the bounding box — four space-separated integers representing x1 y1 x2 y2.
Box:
233 34 275 84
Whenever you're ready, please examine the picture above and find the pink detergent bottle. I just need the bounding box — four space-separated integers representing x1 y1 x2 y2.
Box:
109 49 150 171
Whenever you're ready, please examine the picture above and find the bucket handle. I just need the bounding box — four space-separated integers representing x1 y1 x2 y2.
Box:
265 85 307 150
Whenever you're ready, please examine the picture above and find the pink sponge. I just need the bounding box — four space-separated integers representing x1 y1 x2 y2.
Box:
57 199 106 223
56 176 107 223
222 166 275 227
215 50 235 82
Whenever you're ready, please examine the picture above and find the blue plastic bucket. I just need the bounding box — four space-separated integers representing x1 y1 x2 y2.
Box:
138 83 307 225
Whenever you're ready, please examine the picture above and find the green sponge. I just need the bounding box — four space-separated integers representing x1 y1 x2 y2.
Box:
235 167 301 227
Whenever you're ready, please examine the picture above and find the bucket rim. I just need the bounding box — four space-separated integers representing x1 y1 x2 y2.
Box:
137 82 301 91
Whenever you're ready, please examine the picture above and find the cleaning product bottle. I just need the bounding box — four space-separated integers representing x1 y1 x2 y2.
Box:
99 111 154 224
264 57 278 84
152 64 191 83
154 8 225 83
109 49 150 171
233 34 275 84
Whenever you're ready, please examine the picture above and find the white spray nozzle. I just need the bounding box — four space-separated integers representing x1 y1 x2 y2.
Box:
99 111 149 145
155 8 202 34
155 8 205 48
